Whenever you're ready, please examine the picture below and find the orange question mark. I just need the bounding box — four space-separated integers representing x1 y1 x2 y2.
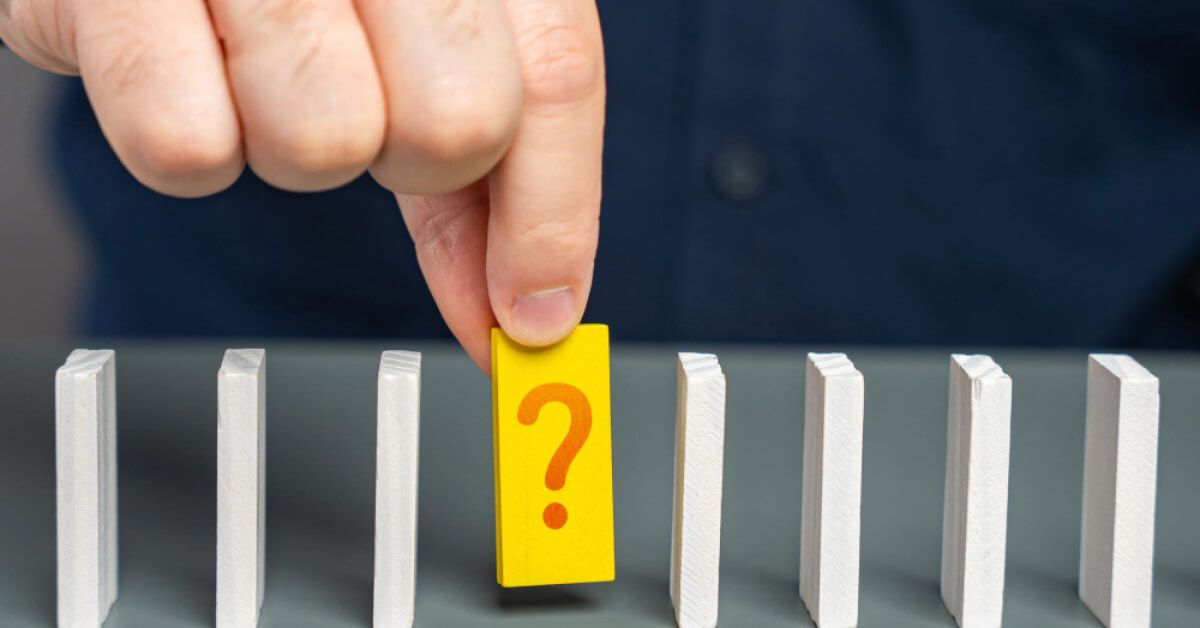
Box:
518 382 592 530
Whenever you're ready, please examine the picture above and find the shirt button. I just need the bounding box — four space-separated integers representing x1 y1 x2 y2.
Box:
708 135 769 204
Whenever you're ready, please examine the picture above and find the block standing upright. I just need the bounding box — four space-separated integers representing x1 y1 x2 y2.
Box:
800 353 863 628
374 351 422 628
56 349 118 628
670 353 727 628
217 349 267 628
1079 354 1159 628
491 324 615 587
940 355 1012 628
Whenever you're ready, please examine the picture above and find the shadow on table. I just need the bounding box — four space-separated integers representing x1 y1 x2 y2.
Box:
3 570 54 628
1006 566 1104 623
618 571 676 626
860 563 953 626
721 562 811 626
0 455 56 627
495 585 596 611
263 499 374 627
428 531 658 619
317 571 373 627
1156 565 1200 617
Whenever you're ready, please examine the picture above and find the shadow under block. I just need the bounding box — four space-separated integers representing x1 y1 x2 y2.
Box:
56 349 118 628
491 324 615 587
1079 354 1159 628
374 351 422 628
217 349 267 628
800 353 863 628
670 353 727 628
940 355 1012 628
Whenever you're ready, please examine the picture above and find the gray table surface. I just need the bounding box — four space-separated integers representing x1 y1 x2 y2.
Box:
0 340 1197 627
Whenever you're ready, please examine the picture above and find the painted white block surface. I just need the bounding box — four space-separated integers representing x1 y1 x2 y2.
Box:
374 351 422 628
56 349 118 628
800 353 863 628
670 353 726 628
940 355 1012 628
1080 354 1159 628
217 349 267 628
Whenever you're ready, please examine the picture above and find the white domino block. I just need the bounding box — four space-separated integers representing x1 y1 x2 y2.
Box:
1079 354 1159 628
56 349 118 628
940 355 1012 628
800 353 863 628
217 349 267 628
670 353 726 628
374 351 422 628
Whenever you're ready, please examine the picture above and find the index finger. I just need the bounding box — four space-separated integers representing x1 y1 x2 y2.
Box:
486 0 605 347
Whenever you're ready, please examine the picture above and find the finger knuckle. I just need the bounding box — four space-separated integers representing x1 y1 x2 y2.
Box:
269 116 382 175
220 0 330 62
515 17 601 105
286 25 335 85
425 0 484 41
95 34 158 92
248 0 329 35
6 1 75 63
392 85 516 162
406 198 478 263
131 117 239 181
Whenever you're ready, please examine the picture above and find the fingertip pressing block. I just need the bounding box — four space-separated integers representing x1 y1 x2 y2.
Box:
217 349 267 628
670 353 726 628
374 351 422 628
1080 354 1159 628
491 324 615 587
941 355 1012 628
800 353 863 628
56 349 118 628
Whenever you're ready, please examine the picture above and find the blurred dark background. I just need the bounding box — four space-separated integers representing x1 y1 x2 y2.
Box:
4 2 1200 348
0 53 83 340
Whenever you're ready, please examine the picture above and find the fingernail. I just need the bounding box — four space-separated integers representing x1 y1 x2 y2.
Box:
510 286 578 346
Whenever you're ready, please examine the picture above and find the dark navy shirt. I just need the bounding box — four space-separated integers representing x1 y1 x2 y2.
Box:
49 1 1200 347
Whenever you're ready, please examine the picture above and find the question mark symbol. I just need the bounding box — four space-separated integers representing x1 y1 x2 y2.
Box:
518 382 592 530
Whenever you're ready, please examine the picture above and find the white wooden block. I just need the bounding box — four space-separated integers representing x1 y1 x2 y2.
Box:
56 349 118 628
374 351 422 628
940 354 1012 628
1079 354 1159 628
800 353 863 628
670 353 726 628
217 349 267 628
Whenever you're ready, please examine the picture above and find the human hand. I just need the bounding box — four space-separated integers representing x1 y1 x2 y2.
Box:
1 0 605 373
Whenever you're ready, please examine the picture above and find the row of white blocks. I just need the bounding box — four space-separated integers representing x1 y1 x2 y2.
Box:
56 349 421 628
55 349 1158 628
669 352 1159 628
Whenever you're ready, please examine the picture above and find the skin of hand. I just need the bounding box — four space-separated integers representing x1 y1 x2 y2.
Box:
0 0 605 374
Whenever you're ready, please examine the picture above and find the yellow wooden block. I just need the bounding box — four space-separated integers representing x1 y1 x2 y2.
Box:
491 324 616 587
